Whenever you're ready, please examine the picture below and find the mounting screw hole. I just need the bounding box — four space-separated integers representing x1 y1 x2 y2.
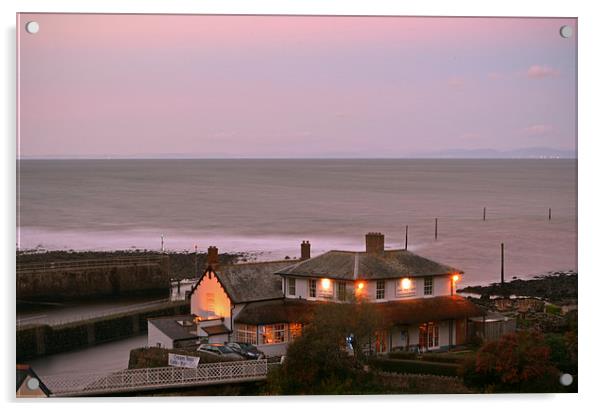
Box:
559 25 573 39
26 21 40 34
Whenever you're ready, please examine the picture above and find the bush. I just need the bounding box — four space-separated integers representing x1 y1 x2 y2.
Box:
420 352 473 364
388 351 418 360
460 331 560 393
370 358 460 377
545 304 562 315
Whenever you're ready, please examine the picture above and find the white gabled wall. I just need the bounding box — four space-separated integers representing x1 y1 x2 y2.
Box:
147 322 174 349
190 272 232 328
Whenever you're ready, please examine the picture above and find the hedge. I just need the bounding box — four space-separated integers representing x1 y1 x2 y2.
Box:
370 358 460 377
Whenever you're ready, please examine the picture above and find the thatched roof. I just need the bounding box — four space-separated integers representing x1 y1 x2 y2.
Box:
275 249 460 280
234 296 484 326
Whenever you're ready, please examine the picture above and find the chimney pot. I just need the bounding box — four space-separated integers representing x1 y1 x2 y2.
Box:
301 241 311 260
365 232 385 254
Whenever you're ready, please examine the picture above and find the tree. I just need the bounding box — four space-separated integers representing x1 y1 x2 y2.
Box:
461 331 559 392
269 300 382 394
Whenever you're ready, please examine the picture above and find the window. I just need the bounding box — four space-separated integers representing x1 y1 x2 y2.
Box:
396 278 416 297
205 292 215 313
235 324 257 345
319 278 334 298
260 323 286 344
289 323 302 341
288 278 296 296
337 281 347 301
424 277 433 295
376 280 386 300
419 322 439 349
309 279 317 297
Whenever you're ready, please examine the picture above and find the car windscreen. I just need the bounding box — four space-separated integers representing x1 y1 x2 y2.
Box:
216 346 234 354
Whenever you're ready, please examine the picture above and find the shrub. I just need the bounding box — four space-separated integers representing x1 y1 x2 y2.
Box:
460 330 560 392
545 304 562 315
370 358 460 377
420 352 473 364
388 351 418 360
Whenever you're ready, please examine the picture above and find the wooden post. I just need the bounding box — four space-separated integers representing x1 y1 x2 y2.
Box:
194 245 198 276
483 207 486 221
404 225 408 251
435 218 438 240
501 243 505 285
548 207 552 221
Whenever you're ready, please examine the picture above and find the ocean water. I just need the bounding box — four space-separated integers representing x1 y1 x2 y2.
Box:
17 159 577 286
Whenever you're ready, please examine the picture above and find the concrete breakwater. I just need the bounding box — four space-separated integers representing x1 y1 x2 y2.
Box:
17 255 170 301
17 299 188 361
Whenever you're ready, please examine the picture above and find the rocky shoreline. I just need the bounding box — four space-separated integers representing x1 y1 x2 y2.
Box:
458 270 577 305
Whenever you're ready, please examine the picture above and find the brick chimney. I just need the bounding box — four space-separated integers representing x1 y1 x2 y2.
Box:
301 241 311 260
207 246 219 268
365 232 385 254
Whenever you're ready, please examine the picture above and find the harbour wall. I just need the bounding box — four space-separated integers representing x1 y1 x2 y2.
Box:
17 256 171 301
16 300 189 361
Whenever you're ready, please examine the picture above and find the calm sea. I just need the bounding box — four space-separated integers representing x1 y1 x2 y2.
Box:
17 159 577 286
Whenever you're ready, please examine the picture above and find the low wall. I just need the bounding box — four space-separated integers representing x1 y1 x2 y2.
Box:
16 300 188 361
17 256 170 301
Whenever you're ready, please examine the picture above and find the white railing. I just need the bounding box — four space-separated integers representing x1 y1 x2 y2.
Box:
42 359 269 397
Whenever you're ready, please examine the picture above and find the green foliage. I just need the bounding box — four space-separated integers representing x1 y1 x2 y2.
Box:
544 332 577 374
268 302 381 394
420 352 474 364
460 331 561 392
545 304 562 315
371 358 460 377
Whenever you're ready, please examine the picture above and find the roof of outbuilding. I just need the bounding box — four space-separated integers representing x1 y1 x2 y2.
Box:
201 324 232 335
275 249 460 280
234 295 484 326
191 260 294 304
148 315 198 341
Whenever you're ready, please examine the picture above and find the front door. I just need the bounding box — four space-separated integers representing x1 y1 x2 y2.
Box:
374 329 389 354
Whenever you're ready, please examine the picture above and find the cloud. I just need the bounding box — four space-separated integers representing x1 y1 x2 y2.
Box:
526 65 559 79
521 124 553 136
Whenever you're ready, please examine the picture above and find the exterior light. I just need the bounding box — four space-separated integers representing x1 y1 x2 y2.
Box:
452 274 461 283
357 282 364 290
321 278 331 289
401 278 411 290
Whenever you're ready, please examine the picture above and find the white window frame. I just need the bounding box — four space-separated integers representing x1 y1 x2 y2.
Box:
235 324 258 345
336 281 347 301
376 279 386 300
424 277 433 296
309 279 317 298
288 278 296 296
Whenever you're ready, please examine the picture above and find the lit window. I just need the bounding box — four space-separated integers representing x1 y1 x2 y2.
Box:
206 292 215 313
319 278 333 298
396 278 416 297
376 280 385 300
235 324 257 345
289 323 302 341
309 279 317 297
288 278 296 296
337 282 347 301
424 277 433 295
260 324 286 344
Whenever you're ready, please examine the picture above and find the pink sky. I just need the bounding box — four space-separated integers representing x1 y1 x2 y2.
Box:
17 14 576 158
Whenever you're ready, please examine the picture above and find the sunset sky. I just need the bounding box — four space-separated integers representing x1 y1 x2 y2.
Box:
18 14 577 158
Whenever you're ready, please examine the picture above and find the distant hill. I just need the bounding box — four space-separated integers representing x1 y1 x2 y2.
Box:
415 147 576 159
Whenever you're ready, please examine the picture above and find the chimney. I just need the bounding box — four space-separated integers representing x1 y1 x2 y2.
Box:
207 246 219 268
301 241 311 260
365 232 385 254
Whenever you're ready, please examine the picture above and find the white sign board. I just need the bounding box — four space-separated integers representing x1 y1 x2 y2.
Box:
168 353 200 369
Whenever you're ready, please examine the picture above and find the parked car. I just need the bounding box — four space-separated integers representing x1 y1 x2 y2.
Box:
225 342 265 360
197 344 244 360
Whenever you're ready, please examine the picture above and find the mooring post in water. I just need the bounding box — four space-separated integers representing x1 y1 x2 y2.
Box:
501 242 505 285
404 225 408 251
194 244 198 276
435 218 438 240
483 207 486 221
549 207 552 221
161 234 165 253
